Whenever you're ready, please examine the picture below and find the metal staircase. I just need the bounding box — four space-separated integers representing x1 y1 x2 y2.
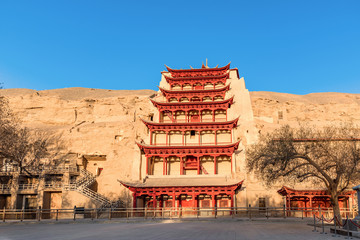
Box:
66 169 124 209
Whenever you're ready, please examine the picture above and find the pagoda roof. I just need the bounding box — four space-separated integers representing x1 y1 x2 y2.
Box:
164 72 229 82
150 96 234 110
277 186 355 197
165 63 230 75
136 141 240 156
158 84 230 95
140 117 239 131
119 177 243 188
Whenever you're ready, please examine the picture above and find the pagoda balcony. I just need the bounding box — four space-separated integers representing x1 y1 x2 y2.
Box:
161 117 227 123
151 97 234 113
165 73 229 89
141 118 239 133
140 141 237 175
137 141 240 156
159 85 230 102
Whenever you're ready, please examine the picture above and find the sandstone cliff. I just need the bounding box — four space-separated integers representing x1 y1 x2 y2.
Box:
1 87 359 203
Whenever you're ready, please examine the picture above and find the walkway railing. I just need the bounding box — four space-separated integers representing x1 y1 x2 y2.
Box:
18 184 39 190
1 207 356 222
0 184 11 192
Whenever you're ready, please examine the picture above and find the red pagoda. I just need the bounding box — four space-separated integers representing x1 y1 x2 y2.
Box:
120 63 243 211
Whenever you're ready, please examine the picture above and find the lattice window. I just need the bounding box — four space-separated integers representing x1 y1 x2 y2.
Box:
202 200 210 208
219 200 228 208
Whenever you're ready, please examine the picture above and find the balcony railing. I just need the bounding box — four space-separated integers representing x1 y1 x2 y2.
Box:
161 118 227 123
0 184 11 192
18 184 39 190
42 165 78 173
0 165 78 175
0 165 18 173
44 183 63 189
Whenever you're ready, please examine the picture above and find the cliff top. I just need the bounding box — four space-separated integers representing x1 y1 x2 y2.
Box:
0 87 156 101
1 88 360 104
250 91 360 105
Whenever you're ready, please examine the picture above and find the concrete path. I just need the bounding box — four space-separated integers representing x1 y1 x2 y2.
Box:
0 219 334 240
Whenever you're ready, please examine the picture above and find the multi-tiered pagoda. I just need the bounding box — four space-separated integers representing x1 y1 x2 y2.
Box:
120 63 243 211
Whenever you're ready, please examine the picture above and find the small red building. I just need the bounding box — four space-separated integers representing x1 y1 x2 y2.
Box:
278 186 355 216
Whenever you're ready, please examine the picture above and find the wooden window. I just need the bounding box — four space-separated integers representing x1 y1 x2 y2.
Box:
165 201 173 208
202 200 210 208
219 200 228 208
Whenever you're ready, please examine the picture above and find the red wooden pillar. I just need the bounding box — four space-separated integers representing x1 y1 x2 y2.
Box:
172 194 176 209
182 131 185 146
165 157 168 175
197 156 200 175
214 155 217 174
163 157 167 175
180 156 184 175
214 130 217 145
230 193 234 215
153 195 157 209
192 193 196 208
212 194 217 215
159 111 162 122
133 193 137 208
212 110 215 122
150 130 153 145
198 131 201 145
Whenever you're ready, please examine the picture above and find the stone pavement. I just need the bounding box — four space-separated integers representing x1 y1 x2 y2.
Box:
0 219 335 240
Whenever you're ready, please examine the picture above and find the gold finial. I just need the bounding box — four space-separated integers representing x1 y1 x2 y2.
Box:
190 65 194 69
206 58 208 68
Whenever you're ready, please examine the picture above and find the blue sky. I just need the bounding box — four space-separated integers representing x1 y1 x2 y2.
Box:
0 0 359 94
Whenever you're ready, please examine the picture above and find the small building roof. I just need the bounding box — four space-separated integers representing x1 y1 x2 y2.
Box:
119 176 242 188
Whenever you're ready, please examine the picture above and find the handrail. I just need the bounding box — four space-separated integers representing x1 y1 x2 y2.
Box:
0 206 357 222
18 184 39 190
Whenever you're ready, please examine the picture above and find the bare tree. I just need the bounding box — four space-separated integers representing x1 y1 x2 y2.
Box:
0 96 66 176
247 124 360 220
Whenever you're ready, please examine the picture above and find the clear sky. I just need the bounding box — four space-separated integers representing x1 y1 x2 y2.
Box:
0 0 359 94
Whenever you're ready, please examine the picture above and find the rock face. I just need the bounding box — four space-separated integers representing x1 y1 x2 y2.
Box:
1 87 360 208
251 91 360 132
0 88 156 205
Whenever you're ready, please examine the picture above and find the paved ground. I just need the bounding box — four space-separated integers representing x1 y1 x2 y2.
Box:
0 219 335 240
